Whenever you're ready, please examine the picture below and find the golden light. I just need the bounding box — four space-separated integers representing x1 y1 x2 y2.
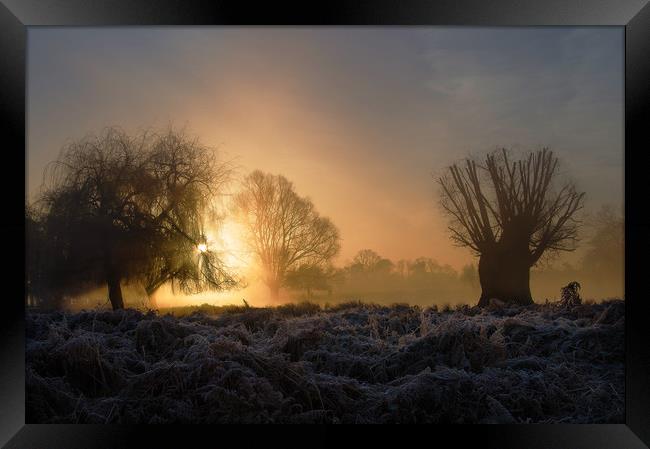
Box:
159 220 255 308
216 219 252 270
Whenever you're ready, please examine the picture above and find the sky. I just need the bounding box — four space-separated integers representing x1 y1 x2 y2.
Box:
27 27 624 269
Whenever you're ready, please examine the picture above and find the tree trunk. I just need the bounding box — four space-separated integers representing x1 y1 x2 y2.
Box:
107 271 124 310
103 242 124 310
477 247 533 306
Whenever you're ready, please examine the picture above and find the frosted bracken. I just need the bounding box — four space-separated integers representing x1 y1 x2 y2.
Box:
26 300 624 423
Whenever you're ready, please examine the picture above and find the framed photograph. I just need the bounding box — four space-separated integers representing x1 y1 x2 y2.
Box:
3 0 650 447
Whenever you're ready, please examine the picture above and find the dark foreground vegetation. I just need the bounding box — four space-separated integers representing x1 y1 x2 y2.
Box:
26 300 624 424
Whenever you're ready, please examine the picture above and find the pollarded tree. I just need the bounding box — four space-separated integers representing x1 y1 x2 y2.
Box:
33 127 237 310
234 171 340 300
438 148 585 306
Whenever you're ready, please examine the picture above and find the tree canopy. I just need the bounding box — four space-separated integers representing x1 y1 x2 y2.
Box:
29 127 237 309
233 170 340 300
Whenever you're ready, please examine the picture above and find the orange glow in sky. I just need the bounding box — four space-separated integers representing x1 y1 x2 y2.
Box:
27 28 623 273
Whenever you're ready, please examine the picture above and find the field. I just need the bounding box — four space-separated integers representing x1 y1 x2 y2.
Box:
26 300 624 424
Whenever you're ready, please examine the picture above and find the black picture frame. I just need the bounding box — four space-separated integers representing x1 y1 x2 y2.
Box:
2 0 649 447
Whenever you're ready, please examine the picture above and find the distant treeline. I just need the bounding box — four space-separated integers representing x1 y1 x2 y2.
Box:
530 205 623 301
26 127 623 309
286 206 623 305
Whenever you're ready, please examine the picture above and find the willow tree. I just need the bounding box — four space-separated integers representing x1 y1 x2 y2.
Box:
438 148 585 306
34 127 237 310
234 171 340 300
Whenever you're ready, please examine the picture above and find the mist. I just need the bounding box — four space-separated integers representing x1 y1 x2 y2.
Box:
25 26 626 426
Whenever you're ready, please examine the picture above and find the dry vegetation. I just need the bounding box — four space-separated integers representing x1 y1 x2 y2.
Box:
26 300 624 424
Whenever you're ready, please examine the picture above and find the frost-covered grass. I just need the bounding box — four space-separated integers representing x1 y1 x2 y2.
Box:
26 300 624 423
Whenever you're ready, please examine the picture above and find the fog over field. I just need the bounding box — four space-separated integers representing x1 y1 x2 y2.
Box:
27 28 623 309
25 26 624 426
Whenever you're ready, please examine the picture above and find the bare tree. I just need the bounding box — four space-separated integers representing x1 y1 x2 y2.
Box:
349 249 393 275
234 171 340 300
351 249 382 271
32 127 237 310
438 148 585 306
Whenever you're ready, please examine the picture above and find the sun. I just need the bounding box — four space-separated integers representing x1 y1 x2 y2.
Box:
197 243 208 253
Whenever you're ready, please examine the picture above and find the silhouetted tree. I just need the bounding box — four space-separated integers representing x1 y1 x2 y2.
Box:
348 249 393 275
32 127 237 310
375 258 394 274
352 249 382 271
407 257 454 277
438 148 585 306
395 259 409 278
346 249 395 282
285 264 334 299
234 171 340 300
